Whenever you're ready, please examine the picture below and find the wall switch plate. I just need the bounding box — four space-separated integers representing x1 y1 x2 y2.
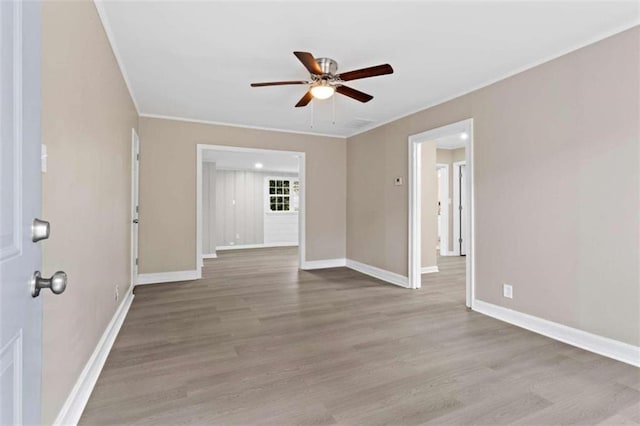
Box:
41 144 47 173
503 284 513 299
394 177 403 186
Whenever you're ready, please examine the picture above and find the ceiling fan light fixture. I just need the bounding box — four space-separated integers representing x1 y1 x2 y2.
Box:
251 51 393 107
310 83 335 100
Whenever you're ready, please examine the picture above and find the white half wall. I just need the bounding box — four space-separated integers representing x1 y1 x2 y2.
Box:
264 212 298 245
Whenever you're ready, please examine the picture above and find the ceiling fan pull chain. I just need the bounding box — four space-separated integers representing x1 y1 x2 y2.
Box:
310 100 314 129
332 95 336 125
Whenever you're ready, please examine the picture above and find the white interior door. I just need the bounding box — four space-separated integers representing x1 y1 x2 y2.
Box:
459 164 467 256
1 2 43 424
436 169 442 243
131 129 139 285
453 161 467 256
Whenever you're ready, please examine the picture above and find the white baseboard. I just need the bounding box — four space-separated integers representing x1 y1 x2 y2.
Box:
421 266 439 274
54 289 134 425
346 259 409 288
135 269 200 285
473 299 640 368
216 242 298 251
202 253 217 259
301 258 346 270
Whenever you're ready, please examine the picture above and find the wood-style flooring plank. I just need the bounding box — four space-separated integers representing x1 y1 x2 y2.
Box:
80 247 640 425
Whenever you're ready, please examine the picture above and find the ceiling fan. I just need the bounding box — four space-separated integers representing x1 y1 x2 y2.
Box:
250 51 394 107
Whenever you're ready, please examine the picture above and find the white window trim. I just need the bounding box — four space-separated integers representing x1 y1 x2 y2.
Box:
264 176 299 215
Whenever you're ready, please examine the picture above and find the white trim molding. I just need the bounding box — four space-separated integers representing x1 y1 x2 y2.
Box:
473 300 640 368
216 242 298 251
142 113 345 139
346 259 409 289
421 266 439 274
301 258 346 270
347 21 639 138
54 289 134 425
93 1 140 114
202 253 217 259
136 270 200 286
300 259 413 290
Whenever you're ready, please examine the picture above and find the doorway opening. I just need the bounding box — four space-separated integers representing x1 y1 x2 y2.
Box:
196 145 306 276
408 119 474 307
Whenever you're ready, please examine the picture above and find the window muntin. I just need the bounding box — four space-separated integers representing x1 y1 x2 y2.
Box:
267 178 299 212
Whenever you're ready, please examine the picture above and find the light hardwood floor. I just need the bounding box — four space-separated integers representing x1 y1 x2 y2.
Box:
80 248 640 425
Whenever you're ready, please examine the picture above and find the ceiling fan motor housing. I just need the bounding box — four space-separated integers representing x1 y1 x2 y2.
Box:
315 58 338 76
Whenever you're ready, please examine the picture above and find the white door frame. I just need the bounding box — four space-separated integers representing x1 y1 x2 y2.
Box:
130 129 140 287
436 163 449 256
196 144 306 277
408 119 475 307
452 160 466 256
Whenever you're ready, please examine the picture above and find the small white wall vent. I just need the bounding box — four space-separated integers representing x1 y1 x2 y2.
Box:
345 118 375 129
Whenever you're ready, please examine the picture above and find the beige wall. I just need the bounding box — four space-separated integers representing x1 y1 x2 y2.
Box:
41 0 138 423
436 148 452 164
421 142 438 268
202 162 217 254
347 27 639 346
452 148 465 163
138 117 346 273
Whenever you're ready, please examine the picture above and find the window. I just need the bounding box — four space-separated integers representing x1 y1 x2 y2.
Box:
267 178 299 212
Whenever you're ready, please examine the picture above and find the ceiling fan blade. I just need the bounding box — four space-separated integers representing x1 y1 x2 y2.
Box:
293 51 323 75
295 91 313 108
336 85 373 103
338 64 394 82
251 80 308 87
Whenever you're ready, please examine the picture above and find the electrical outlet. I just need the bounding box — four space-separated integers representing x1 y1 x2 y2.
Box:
503 284 513 299
115 284 119 301
236 233 240 239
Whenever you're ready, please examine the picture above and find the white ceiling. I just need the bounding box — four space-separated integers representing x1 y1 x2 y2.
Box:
203 149 300 173
97 1 639 137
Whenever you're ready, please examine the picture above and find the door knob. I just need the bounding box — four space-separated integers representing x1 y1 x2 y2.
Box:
31 271 67 297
